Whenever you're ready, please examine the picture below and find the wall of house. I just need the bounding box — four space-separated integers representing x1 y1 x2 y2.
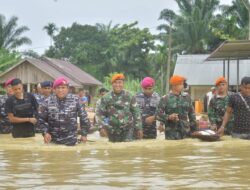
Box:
190 86 213 101
0 61 54 84
0 61 101 94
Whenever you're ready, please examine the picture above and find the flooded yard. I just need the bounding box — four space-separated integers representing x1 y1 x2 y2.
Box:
1 134 250 189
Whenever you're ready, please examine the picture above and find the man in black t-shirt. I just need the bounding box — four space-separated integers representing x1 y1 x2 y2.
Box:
5 78 38 138
218 77 250 139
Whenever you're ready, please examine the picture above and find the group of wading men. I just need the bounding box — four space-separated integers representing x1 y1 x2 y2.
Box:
0 74 250 145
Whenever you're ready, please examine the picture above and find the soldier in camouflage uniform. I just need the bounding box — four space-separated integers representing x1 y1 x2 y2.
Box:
96 73 143 142
95 88 109 113
208 77 234 135
156 75 197 140
0 79 14 134
39 77 91 146
94 88 109 136
33 83 44 105
35 81 53 133
135 77 161 139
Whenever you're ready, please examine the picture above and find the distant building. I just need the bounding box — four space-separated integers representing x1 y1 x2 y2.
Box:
174 54 250 100
0 57 102 96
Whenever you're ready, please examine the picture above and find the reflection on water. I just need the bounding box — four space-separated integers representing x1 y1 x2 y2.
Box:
1 134 250 189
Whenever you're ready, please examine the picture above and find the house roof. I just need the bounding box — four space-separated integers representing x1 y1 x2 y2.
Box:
206 40 250 61
0 57 102 87
174 54 250 86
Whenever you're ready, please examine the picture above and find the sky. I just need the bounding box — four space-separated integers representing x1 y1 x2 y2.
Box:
1 0 233 55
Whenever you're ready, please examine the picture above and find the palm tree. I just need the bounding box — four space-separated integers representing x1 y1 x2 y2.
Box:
96 21 119 34
158 0 219 54
43 23 58 46
0 14 31 50
221 0 249 39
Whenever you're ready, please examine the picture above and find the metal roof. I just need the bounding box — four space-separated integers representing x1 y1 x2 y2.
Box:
174 54 250 85
43 57 102 86
206 40 250 61
0 57 102 86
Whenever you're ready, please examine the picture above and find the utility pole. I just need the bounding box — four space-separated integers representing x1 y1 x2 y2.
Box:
241 0 250 39
166 22 172 93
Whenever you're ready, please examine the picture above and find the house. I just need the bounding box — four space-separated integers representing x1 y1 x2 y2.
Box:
0 57 102 96
174 54 250 100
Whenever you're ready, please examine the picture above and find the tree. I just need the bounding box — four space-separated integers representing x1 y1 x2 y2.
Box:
106 22 155 79
45 22 155 81
21 50 40 59
158 0 220 54
43 23 58 46
0 14 31 50
96 21 119 34
219 0 249 39
0 48 21 72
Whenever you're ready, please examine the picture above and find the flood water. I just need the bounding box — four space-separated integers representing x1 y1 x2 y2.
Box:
1 133 250 190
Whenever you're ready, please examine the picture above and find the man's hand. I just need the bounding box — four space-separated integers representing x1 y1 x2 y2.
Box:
29 118 37 125
210 124 217 131
217 126 224 137
145 116 155 125
99 128 108 137
43 133 52 144
136 129 143 140
168 113 179 121
80 136 88 143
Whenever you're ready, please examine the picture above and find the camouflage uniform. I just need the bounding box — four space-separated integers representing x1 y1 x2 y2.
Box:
156 92 197 140
94 98 102 126
0 95 12 134
34 94 44 105
35 94 50 133
96 90 142 142
38 93 91 146
135 92 161 139
208 93 234 135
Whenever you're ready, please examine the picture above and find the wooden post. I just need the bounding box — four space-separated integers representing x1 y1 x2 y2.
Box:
237 59 240 92
223 60 225 77
166 22 172 94
27 83 31 92
227 59 230 86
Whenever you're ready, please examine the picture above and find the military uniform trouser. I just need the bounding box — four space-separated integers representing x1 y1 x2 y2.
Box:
165 128 189 140
35 123 43 133
143 125 157 139
231 132 250 140
51 132 78 146
107 127 134 142
0 124 12 134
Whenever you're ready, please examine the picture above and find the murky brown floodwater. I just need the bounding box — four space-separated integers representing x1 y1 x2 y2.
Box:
1 133 250 190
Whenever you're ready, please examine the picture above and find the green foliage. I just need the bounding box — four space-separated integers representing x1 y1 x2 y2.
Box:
0 14 31 49
216 0 249 40
43 23 58 37
102 72 163 96
43 23 58 46
44 22 155 81
38 0 250 95
0 48 21 72
102 73 141 95
158 0 220 54
21 50 40 59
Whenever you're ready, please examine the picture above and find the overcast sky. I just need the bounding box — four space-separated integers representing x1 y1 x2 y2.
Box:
1 0 232 54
